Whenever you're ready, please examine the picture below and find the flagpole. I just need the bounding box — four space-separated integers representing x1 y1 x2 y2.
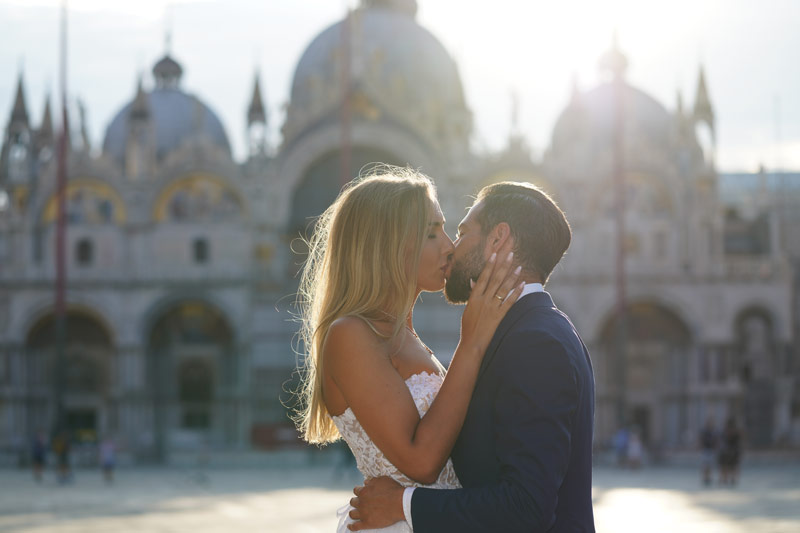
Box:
53 0 69 439
339 6 352 188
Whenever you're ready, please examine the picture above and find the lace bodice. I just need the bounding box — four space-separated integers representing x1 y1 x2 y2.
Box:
331 371 461 489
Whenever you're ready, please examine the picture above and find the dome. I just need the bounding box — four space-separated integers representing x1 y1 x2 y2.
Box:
102 87 231 163
362 0 417 17
551 82 672 155
283 5 469 145
103 55 231 164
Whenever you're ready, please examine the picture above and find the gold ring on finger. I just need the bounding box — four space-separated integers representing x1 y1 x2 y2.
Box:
494 293 504 302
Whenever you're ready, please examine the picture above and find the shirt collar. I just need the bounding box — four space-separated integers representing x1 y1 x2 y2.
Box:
517 282 544 300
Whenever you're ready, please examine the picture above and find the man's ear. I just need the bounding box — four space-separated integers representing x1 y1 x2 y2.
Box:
486 222 512 253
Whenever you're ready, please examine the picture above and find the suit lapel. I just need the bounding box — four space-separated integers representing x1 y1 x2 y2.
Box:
476 291 556 379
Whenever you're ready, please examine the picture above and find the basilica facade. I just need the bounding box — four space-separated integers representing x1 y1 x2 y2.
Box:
0 0 796 463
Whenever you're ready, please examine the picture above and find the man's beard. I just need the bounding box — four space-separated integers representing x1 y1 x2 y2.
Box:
444 238 486 304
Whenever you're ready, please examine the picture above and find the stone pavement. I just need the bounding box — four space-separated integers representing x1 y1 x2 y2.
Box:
0 461 798 532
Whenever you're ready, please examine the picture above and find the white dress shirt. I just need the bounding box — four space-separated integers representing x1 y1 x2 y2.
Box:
402 282 544 530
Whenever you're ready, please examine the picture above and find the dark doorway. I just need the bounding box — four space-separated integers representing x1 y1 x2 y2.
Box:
179 358 213 429
66 408 97 441
631 405 651 446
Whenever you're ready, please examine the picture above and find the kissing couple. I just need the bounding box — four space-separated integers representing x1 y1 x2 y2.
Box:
295 167 595 532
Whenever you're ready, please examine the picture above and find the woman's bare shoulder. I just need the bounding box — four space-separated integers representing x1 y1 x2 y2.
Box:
328 315 384 340
325 316 390 361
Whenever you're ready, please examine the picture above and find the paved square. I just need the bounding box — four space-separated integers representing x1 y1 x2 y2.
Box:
1 459 798 532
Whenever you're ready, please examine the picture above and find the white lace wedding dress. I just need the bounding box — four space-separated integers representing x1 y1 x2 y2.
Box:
331 371 462 532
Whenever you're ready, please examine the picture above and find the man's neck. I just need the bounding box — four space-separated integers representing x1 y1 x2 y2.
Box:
518 281 544 300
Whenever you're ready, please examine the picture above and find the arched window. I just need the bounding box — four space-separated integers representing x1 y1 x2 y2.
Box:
736 309 776 382
76 238 94 266
193 238 209 264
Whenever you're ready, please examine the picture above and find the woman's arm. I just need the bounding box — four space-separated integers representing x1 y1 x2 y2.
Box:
326 250 522 484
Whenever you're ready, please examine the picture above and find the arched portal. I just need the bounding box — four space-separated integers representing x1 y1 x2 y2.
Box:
598 301 692 448
25 310 114 441
288 146 405 239
146 301 235 460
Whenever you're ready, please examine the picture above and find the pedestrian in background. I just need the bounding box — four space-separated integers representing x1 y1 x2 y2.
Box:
30 431 47 483
699 418 718 486
719 417 742 486
613 426 629 467
627 431 644 469
52 431 72 484
99 436 116 484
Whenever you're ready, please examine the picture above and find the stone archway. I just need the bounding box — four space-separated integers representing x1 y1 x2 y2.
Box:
25 310 114 441
735 307 778 383
146 301 236 460
598 301 692 448
287 146 405 238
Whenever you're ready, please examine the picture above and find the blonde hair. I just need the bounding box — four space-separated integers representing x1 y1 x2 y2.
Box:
295 167 437 444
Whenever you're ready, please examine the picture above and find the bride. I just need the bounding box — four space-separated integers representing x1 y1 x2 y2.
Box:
295 168 522 532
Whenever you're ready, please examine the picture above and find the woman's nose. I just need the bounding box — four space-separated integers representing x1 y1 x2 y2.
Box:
443 235 455 254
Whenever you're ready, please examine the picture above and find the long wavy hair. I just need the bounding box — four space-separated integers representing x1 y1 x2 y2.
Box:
295 167 436 444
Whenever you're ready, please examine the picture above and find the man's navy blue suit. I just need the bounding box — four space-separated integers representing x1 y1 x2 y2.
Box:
411 291 596 532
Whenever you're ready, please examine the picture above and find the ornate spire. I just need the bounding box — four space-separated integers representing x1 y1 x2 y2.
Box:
693 65 714 124
673 89 692 139
130 76 150 120
692 65 715 165
360 0 417 17
165 19 173 55
125 76 155 179
35 95 54 149
10 73 29 126
598 31 628 81
40 96 53 134
247 73 266 126
153 8 182 89
77 98 90 151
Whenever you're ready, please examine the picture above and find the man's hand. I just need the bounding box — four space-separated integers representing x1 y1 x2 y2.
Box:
348 476 406 531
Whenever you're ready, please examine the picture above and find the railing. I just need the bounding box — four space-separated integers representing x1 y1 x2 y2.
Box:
723 255 792 280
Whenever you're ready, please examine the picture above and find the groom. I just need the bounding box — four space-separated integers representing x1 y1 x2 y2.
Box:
349 182 596 532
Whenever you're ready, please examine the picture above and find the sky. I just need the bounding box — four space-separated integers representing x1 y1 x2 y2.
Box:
1 0 799 172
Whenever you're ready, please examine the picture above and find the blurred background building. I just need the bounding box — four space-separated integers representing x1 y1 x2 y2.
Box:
0 0 797 463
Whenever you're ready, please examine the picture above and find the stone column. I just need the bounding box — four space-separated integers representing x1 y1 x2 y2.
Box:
240 342 253 449
116 344 147 392
774 376 794 443
8 344 30 442
115 345 151 459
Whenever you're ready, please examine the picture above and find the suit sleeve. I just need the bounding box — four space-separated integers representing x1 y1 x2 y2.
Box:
411 332 578 533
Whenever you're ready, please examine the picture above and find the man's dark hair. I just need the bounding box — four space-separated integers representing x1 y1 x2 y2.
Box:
476 181 571 284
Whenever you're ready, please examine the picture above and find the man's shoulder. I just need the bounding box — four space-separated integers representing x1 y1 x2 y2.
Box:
501 305 587 364
497 316 571 360
515 303 578 339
